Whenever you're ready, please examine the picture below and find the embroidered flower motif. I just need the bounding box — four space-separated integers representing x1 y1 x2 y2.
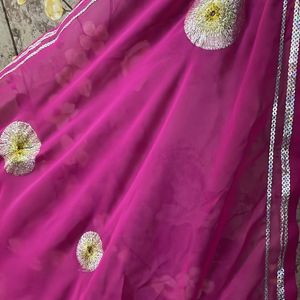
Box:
76 231 103 272
0 121 41 176
184 0 242 50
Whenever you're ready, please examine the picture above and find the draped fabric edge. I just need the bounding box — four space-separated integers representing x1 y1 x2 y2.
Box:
277 0 300 299
0 0 98 81
0 0 299 298
265 0 300 299
264 0 289 298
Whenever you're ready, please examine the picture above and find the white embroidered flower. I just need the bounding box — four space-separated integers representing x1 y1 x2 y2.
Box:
184 0 242 50
76 231 103 272
0 121 41 176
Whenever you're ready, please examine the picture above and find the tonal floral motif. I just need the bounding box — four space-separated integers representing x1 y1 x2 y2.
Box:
184 0 242 50
79 21 109 53
76 231 103 272
0 121 41 176
150 268 215 298
121 40 150 76
55 50 92 98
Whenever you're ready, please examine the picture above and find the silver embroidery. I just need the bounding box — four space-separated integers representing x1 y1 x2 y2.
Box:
184 0 242 50
277 0 300 298
265 0 289 299
76 231 103 272
0 121 41 176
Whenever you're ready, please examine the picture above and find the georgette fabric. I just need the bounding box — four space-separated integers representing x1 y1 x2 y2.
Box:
0 0 300 299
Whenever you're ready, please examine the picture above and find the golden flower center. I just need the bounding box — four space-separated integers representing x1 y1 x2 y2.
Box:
10 136 31 160
84 244 97 259
16 141 25 151
14 140 26 154
204 3 221 22
87 246 93 254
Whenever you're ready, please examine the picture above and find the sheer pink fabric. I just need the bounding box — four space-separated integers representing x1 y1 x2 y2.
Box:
0 0 299 299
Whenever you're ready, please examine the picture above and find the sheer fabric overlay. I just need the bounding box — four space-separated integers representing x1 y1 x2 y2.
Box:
0 0 299 299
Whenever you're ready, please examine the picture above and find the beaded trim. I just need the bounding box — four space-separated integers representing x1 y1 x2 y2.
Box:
0 0 97 81
277 0 300 298
264 0 289 299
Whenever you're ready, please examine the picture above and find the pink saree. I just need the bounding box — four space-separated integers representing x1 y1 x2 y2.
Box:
0 0 299 299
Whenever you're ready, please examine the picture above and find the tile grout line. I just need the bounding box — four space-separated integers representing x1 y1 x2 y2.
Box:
0 0 18 56
62 0 73 10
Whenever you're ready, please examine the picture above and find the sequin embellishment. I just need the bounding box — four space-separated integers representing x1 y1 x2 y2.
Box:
76 231 103 272
184 0 242 50
264 0 288 298
277 0 300 298
0 121 41 176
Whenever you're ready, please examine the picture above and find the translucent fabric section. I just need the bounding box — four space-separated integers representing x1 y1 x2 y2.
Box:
0 0 299 299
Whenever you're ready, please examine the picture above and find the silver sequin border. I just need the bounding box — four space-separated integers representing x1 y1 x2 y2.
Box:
265 0 289 299
277 0 300 299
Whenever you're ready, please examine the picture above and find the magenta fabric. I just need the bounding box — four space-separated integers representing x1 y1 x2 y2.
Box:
0 0 299 299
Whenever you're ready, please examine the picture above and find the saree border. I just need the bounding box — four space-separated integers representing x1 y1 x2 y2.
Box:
265 0 289 298
277 0 300 298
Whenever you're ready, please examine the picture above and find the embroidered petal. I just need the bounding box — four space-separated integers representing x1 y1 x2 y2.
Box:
184 0 242 50
0 121 41 176
76 231 103 272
